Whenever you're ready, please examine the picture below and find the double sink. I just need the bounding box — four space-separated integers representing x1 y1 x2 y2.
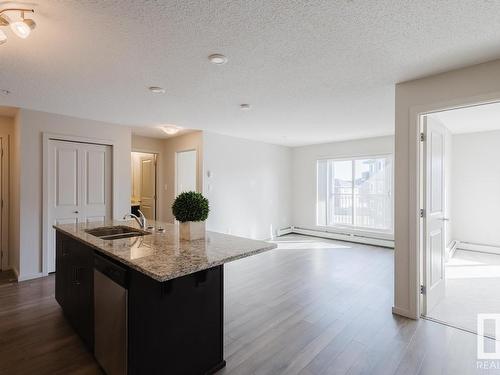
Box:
85 225 151 240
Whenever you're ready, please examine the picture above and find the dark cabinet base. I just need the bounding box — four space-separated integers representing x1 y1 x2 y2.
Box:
55 231 226 375
128 266 224 375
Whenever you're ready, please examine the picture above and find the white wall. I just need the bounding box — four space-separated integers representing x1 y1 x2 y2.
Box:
451 130 500 246
17 109 131 280
395 58 500 319
203 132 292 240
292 136 394 235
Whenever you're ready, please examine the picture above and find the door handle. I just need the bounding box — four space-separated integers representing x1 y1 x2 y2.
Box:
73 210 79 214
439 218 450 221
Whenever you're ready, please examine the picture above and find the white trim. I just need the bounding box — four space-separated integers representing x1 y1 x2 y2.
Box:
0 133 9 271
456 241 500 256
17 271 44 282
446 240 458 259
42 133 116 276
407 92 500 320
392 306 415 319
276 226 293 236
291 227 394 248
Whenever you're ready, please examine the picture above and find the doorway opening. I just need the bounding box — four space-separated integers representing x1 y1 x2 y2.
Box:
420 101 500 339
131 152 157 220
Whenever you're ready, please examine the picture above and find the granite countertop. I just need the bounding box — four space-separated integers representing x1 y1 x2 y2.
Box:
53 220 277 282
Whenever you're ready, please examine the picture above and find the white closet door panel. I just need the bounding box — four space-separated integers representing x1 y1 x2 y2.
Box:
47 140 112 273
55 147 79 208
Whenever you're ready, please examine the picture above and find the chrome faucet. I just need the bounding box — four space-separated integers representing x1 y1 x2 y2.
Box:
123 209 147 229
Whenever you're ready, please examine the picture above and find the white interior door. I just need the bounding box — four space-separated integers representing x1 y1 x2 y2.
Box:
48 140 112 273
176 150 197 196
139 155 156 220
423 116 447 314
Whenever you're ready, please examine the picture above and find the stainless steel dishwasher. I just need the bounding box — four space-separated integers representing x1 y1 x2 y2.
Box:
94 254 128 375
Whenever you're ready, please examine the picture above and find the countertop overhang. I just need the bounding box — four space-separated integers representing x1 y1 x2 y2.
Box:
53 220 277 282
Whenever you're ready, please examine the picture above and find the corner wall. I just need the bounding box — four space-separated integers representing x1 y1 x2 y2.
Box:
203 132 292 240
451 130 500 246
395 58 500 319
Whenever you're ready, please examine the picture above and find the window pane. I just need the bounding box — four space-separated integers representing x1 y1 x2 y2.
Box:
316 160 327 226
354 158 392 230
329 160 353 226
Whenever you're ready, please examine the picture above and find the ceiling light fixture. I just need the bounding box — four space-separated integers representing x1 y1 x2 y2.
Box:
149 86 166 94
159 125 181 135
0 8 36 45
208 54 228 65
240 104 251 111
0 89 10 95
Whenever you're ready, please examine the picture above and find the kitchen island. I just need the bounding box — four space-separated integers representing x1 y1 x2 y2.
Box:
53 220 276 375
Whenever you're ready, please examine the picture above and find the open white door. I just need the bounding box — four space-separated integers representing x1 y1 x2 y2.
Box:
423 116 447 314
139 155 156 220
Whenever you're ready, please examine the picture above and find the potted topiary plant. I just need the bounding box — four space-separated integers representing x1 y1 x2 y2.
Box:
172 191 210 241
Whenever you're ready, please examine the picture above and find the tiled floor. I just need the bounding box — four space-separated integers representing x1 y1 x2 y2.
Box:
427 249 500 338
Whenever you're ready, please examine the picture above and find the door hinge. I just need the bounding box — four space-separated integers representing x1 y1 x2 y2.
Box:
420 133 425 142
420 209 425 218
420 285 426 294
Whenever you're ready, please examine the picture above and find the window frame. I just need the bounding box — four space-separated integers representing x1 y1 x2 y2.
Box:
316 153 394 234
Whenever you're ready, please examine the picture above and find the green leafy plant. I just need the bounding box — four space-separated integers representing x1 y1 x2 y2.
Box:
172 191 210 222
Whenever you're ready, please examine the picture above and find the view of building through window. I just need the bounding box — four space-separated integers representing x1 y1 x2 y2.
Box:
317 156 393 231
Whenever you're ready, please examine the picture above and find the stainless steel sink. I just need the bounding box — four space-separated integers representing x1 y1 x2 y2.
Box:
85 226 150 240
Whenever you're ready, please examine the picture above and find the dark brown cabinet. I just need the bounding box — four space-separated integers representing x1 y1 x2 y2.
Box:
55 233 94 350
55 231 225 375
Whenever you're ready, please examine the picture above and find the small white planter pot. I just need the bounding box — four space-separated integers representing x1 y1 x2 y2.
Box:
179 221 206 241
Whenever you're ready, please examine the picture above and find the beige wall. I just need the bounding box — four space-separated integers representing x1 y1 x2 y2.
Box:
131 132 203 223
0 115 17 274
17 109 131 281
163 132 203 223
394 59 500 319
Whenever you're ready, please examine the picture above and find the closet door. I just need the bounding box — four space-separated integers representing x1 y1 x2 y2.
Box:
48 140 112 273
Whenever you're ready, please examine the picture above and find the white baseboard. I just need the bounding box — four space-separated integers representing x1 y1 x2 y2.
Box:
276 226 294 237
17 272 45 282
290 227 394 248
456 241 500 256
446 240 458 260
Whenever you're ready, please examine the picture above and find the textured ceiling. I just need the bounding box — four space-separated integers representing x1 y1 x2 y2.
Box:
2 1 500 146
431 102 500 135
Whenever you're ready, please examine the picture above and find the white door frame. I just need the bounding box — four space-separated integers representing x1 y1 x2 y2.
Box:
42 133 116 276
408 92 500 319
0 133 9 271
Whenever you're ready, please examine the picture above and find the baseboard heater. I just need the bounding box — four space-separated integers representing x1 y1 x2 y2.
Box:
456 241 500 256
277 226 394 248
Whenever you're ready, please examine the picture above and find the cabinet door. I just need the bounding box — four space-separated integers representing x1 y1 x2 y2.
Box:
71 241 95 350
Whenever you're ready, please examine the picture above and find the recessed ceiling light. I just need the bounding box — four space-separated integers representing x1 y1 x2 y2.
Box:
208 54 228 65
0 89 10 95
159 125 181 135
240 104 251 111
149 86 166 94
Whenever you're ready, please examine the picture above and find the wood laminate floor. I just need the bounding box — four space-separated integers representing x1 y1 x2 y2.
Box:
0 235 498 374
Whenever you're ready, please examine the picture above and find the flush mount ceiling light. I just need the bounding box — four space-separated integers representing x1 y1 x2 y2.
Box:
149 86 166 94
240 104 251 111
208 54 228 65
159 125 181 135
0 8 36 45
